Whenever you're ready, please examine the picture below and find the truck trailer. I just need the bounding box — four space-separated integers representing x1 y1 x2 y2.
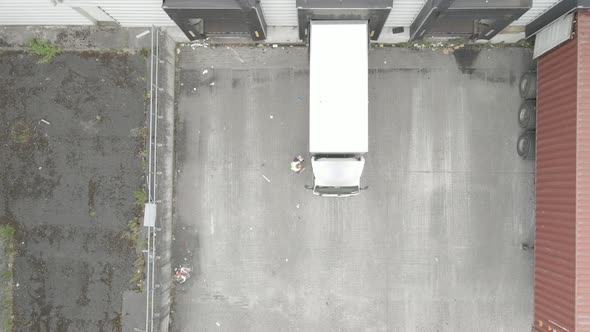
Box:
308 20 369 197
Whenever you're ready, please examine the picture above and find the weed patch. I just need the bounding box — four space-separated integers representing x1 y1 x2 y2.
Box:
129 254 145 292
133 189 147 207
10 121 33 144
26 38 63 64
139 48 150 58
122 218 140 245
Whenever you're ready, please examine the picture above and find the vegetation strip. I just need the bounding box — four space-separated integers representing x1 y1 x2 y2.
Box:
0 225 15 332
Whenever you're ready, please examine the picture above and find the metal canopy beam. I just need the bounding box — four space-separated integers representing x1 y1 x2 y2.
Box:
409 0 453 41
296 0 393 41
163 0 266 41
409 0 530 41
297 0 393 8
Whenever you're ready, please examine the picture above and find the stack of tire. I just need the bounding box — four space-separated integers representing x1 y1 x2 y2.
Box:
517 71 537 159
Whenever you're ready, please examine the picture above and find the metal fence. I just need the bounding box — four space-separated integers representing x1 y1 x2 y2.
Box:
144 25 161 332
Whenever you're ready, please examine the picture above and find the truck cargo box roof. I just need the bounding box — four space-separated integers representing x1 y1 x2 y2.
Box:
309 21 369 154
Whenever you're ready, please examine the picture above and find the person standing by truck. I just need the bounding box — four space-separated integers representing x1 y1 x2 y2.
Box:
290 155 305 174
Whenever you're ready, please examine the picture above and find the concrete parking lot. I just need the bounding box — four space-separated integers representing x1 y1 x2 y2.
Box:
170 45 535 331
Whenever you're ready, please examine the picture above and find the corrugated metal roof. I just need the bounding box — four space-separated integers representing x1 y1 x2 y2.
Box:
260 0 298 26
513 0 561 26
384 0 426 27
0 0 92 25
534 16 578 332
576 10 590 331
61 0 175 26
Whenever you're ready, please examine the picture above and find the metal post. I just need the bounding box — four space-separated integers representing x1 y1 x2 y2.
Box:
148 26 154 203
150 229 156 331
144 25 154 332
154 27 159 199
150 28 160 331
145 227 151 331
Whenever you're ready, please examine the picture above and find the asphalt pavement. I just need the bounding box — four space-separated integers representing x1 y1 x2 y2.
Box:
0 50 146 331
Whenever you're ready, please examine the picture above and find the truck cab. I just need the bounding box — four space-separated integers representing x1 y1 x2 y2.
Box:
310 155 366 196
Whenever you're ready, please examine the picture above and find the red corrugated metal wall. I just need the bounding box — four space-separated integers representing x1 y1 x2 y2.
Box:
577 11 590 332
534 17 578 332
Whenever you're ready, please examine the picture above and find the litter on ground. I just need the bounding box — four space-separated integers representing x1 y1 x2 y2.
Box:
174 266 191 283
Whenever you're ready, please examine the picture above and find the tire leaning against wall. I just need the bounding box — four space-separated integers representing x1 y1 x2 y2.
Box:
518 100 536 130
517 131 536 159
519 71 537 100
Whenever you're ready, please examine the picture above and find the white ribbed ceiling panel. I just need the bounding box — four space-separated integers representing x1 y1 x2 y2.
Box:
0 0 92 25
260 0 298 26
385 0 427 27
259 0 426 27
384 0 560 29
512 0 560 26
98 1 175 26
62 0 175 26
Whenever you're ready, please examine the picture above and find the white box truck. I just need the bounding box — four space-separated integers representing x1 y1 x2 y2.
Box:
308 20 369 197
